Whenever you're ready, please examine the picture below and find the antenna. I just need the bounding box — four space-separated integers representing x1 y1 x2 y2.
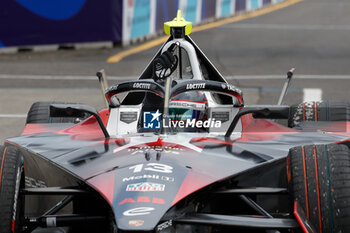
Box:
277 68 295 105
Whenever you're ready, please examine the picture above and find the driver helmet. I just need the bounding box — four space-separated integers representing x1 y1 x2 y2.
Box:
168 91 208 132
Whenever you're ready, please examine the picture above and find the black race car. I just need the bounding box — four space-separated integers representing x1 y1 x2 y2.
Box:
1 11 350 233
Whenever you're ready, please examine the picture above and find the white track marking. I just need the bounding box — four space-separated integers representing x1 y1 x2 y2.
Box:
303 88 322 102
0 114 27 118
226 75 350 80
0 74 350 81
0 74 138 81
220 23 350 31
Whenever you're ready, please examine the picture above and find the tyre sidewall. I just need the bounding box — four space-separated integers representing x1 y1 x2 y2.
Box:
0 146 25 233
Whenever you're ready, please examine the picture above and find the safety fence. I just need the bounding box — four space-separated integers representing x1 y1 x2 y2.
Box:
122 0 284 43
0 0 284 49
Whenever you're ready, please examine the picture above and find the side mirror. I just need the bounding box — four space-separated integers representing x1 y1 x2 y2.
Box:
50 104 109 139
250 105 289 119
225 105 290 138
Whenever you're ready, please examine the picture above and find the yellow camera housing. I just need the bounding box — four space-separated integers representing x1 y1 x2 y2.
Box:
164 10 192 36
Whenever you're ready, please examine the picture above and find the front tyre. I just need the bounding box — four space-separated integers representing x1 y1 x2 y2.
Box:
0 146 25 233
26 101 89 124
287 144 350 232
288 100 350 128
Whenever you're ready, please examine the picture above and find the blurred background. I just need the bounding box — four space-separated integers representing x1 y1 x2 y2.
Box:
0 0 349 142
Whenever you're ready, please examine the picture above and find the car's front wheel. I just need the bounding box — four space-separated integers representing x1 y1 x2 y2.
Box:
26 101 89 124
288 100 350 128
288 143 350 232
0 146 25 233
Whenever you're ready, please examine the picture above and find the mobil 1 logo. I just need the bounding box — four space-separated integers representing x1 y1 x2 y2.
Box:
122 174 174 183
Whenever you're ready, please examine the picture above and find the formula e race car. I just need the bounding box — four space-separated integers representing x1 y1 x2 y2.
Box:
2 11 350 233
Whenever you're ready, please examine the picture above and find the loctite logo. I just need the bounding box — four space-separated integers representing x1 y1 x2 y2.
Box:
133 83 151 89
126 182 165 192
186 83 205 90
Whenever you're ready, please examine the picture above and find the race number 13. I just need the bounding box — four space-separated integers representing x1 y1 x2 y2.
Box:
129 163 173 173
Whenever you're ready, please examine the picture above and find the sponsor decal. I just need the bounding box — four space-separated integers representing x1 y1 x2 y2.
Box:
119 196 165 205
126 182 165 192
222 84 237 92
122 174 175 182
227 84 237 91
133 83 151 89
123 207 155 216
128 146 183 155
157 220 173 231
186 83 206 90
212 112 230 123
120 112 138 124
169 101 205 110
129 220 144 227
25 176 47 188
143 110 161 129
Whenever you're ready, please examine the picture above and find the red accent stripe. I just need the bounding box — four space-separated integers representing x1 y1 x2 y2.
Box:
302 146 310 219
11 220 15 233
87 171 115 206
172 171 216 206
0 147 7 189
294 201 310 233
99 108 110 126
314 102 318 121
313 146 323 233
303 103 306 121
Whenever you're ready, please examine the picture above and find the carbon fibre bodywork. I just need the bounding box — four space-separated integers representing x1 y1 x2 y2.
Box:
5 117 350 231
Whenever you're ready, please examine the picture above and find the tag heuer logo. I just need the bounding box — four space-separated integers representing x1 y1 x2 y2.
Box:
126 182 165 192
129 220 144 227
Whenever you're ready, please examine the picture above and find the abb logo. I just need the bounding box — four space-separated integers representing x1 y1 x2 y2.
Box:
119 196 165 205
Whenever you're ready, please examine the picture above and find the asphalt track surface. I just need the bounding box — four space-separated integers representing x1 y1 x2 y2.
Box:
1 0 350 142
